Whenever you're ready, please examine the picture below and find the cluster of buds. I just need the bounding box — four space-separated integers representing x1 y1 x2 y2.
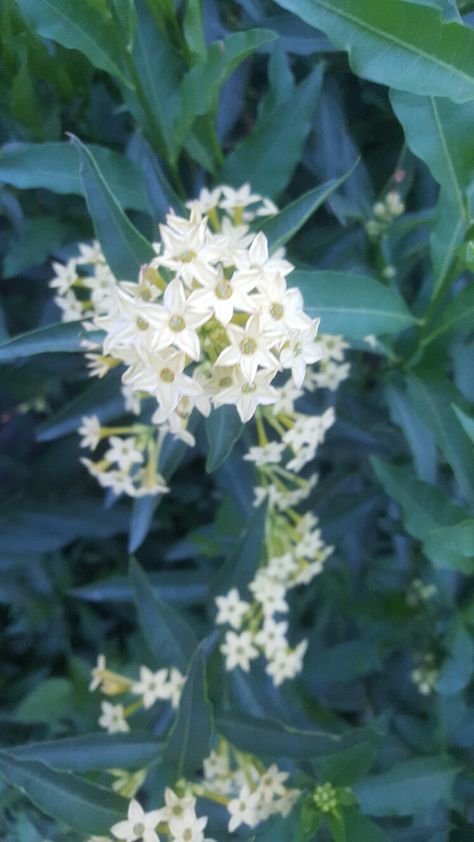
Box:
411 652 439 696
89 655 185 734
365 189 405 240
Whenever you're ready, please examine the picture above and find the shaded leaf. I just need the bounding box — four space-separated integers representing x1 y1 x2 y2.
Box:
354 755 459 816
211 502 267 598
0 753 124 834
275 0 474 102
130 559 198 672
0 321 102 363
163 645 213 777
70 135 154 280
8 732 161 772
292 270 417 339
205 405 243 473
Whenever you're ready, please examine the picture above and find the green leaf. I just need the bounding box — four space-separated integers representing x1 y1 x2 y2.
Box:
0 321 102 363
406 375 474 508
370 459 468 541
180 29 277 134
130 559 198 672
0 753 124 834
216 712 375 760
421 284 474 348
385 383 437 483
0 143 152 212
354 755 459 816
259 165 358 253
183 0 207 62
163 645 213 777
274 0 474 102
205 405 243 473
315 735 379 785
341 808 389 842
327 813 347 842
430 186 466 296
220 65 324 199
437 623 474 693
128 0 183 157
70 135 154 280
453 404 474 444
423 520 474 573
16 0 130 85
291 270 417 339
8 732 161 772
37 373 123 443
211 502 267 597
112 0 136 52
390 92 474 212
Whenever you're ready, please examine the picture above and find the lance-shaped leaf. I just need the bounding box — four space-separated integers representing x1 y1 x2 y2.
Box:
163 645 213 777
130 559 198 671
211 501 267 598
354 755 459 816
216 712 376 760
274 0 474 102
423 520 474 574
8 732 161 772
421 284 474 348
70 135 154 280
453 405 474 445
292 270 417 339
406 375 474 508
205 405 243 473
430 186 466 296
16 0 130 85
220 65 324 199
259 163 358 252
0 321 102 363
179 29 277 140
0 753 124 835
0 143 151 212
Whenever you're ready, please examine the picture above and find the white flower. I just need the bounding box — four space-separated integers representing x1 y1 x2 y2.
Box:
89 654 106 691
265 640 308 687
267 553 297 580
168 812 208 842
213 367 279 423
216 315 279 382
146 279 209 360
280 322 322 387
98 701 129 734
79 415 102 450
49 258 79 294
221 630 259 672
215 588 250 630
220 184 262 210
244 442 285 466
252 274 311 338
257 764 289 802
167 667 185 708
255 617 288 658
227 785 261 832
235 231 293 282
187 266 254 326
105 436 144 472
111 799 164 842
249 576 288 616
160 788 196 823
131 666 172 709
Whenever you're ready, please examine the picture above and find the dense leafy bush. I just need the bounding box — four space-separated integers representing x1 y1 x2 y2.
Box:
1 1 474 840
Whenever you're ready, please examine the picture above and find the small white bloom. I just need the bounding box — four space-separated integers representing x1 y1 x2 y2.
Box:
98 701 129 734
131 666 171 709
221 630 259 672
227 785 261 832
79 415 102 450
111 799 164 842
215 588 250 630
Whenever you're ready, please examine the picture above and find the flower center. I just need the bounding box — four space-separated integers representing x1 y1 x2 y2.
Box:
183 830 192 841
239 337 257 355
241 383 256 394
160 367 175 383
215 280 233 300
169 314 185 332
293 342 302 356
218 376 232 388
180 249 196 263
136 316 149 331
270 302 284 320
133 823 145 836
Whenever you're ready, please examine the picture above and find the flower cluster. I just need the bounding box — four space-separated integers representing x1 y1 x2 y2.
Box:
90 655 185 734
109 790 215 842
50 184 329 497
411 652 439 696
